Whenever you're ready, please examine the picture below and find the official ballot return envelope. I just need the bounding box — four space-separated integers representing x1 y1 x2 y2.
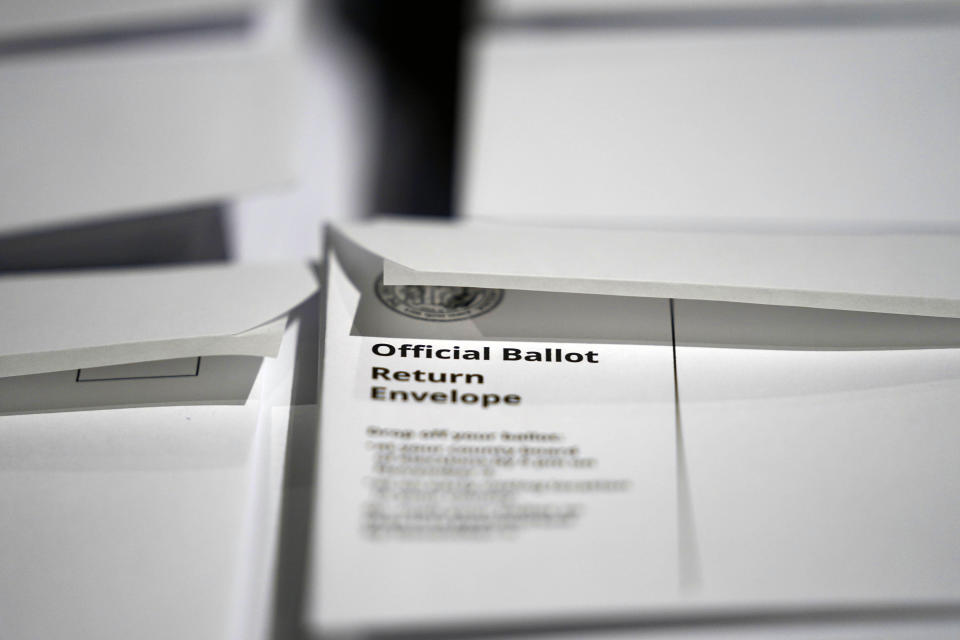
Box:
308 220 960 636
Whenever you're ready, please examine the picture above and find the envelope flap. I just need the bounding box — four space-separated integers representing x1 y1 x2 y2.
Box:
339 220 960 318
0 262 317 360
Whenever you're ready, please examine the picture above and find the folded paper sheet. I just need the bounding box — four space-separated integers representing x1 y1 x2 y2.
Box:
0 263 318 377
338 220 960 318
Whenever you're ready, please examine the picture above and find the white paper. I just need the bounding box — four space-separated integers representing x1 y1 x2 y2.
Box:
0 403 260 640
0 36 297 233
461 25 960 227
674 299 960 606
0 262 318 377
308 234 679 635
337 220 960 318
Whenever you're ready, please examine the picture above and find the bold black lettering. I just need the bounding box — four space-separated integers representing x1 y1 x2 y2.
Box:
482 394 500 408
373 344 395 356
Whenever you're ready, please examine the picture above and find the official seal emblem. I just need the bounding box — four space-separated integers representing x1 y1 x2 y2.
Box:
375 275 503 322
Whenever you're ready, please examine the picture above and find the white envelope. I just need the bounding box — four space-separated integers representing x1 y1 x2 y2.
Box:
0 5 298 233
0 263 317 412
461 21 960 227
0 318 305 640
336 218 960 318
312 220 960 634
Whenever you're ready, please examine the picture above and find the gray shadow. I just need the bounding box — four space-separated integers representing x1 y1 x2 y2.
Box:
670 300 702 595
0 203 229 273
674 299 960 351
493 2 960 32
270 285 323 640
0 13 252 59
365 601 960 639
